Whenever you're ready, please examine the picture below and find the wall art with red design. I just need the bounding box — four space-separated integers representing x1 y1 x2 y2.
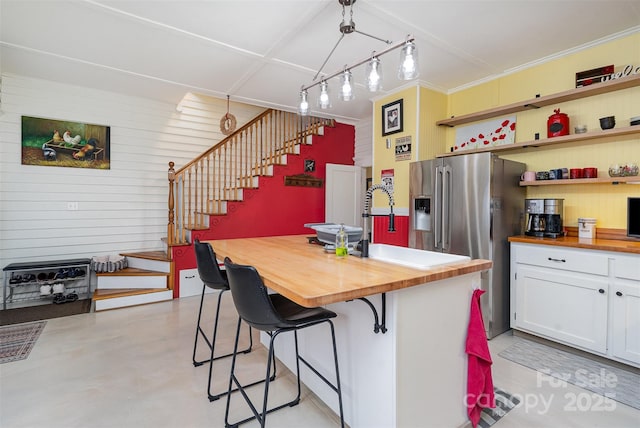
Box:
453 116 516 152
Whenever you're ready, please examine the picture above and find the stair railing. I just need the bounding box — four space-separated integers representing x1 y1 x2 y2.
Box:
167 109 334 245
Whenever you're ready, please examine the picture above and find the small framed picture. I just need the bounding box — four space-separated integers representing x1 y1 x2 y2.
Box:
304 159 315 173
382 99 403 136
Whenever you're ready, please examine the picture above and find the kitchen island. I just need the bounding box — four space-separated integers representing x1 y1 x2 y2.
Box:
208 235 492 428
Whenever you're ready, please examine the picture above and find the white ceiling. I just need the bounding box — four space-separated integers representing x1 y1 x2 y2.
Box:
1 0 639 122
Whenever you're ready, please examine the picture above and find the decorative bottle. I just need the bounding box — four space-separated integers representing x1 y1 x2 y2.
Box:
335 224 348 257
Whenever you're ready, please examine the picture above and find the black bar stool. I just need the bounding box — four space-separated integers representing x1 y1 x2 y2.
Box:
192 239 260 401
223 257 345 428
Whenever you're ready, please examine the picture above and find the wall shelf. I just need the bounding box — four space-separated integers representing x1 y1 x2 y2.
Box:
436 74 640 128
284 174 323 188
437 125 640 158
520 176 640 186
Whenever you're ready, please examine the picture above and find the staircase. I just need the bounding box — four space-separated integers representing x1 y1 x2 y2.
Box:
167 109 333 245
91 109 332 311
92 251 173 311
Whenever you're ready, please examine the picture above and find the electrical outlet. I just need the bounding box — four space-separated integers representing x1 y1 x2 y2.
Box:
67 202 79 211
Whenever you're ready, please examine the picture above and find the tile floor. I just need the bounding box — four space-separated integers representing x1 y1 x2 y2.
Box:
1 293 639 428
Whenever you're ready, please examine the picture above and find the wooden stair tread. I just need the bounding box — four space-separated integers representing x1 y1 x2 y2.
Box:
197 212 226 216
96 267 169 277
183 224 212 229
120 251 170 262
92 288 170 300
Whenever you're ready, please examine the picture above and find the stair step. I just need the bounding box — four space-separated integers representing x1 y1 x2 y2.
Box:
93 288 173 311
212 188 244 202
261 153 289 165
198 211 226 216
96 267 167 276
120 251 169 262
92 287 168 299
251 164 274 177
235 176 259 188
96 267 169 289
122 255 171 273
280 133 315 147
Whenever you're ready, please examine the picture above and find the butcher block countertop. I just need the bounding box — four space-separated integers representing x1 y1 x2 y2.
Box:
207 235 492 307
509 235 640 255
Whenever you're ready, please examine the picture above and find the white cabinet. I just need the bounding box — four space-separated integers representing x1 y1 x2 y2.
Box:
514 265 608 353
511 243 639 367
511 245 609 354
610 255 640 365
179 268 202 298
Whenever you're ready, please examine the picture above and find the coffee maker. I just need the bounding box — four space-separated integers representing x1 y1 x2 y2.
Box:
544 198 564 238
525 199 545 237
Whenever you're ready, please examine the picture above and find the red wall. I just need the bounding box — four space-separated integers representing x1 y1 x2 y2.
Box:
373 215 409 247
172 122 355 296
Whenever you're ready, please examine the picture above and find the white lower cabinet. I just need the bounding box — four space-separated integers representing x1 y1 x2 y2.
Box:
511 243 640 367
610 255 640 364
514 264 608 353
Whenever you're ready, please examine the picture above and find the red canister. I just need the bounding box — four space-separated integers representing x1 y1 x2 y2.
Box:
547 108 570 138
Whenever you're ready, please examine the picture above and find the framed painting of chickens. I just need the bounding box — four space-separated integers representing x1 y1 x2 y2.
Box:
21 116 110 169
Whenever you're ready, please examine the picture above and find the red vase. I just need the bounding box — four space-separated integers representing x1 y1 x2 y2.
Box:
547 108 569 138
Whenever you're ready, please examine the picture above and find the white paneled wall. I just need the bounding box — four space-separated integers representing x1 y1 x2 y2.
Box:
0 74 265 274
354 116 372 167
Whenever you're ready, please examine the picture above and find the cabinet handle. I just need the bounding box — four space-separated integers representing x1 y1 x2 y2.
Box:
547 257 566 262
598 288 605 294
616 291 623 297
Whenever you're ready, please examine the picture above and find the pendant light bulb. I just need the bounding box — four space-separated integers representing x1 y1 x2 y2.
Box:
365 56 383 92
398 40 419 80
339 69 354 101
318 80 331 109
298 89 309 116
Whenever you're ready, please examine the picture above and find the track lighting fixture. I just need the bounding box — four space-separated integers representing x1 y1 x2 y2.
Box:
298 89 309 116
398 39 419 80
297 0 419 115
340 69 354 101
365 55 382 92
318 80 331 109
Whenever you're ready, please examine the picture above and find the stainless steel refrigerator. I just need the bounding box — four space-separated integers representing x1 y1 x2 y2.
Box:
409 152 525 338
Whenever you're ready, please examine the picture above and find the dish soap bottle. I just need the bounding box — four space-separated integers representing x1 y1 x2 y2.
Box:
335 224 348 257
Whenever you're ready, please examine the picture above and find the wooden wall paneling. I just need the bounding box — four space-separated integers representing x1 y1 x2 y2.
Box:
0 73 264 276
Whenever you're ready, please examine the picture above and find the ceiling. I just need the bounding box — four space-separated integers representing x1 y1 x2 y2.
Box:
1 1 639 123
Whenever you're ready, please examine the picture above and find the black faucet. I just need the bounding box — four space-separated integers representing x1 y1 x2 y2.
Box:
359 184 395 258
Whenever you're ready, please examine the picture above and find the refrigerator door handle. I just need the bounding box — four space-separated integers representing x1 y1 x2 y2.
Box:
434 166 442 250
442 165 451 251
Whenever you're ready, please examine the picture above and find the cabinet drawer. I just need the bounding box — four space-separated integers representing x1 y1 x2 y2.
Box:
614 254 640 281
513 244 608 276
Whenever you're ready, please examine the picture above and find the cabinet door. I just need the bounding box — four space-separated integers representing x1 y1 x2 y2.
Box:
611 279 640 365
514 265 608 353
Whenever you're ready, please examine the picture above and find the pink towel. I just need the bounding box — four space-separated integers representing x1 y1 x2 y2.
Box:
465 289 495 427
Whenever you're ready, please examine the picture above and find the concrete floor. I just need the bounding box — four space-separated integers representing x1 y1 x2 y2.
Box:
1 293 639 427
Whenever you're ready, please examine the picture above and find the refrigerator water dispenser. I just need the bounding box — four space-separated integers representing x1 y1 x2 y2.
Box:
413 197 431 231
